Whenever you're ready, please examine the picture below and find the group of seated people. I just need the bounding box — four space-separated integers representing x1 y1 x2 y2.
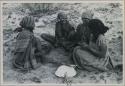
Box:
13 10 116 73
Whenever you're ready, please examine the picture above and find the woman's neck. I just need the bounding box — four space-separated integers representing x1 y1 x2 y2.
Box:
24 28 33 33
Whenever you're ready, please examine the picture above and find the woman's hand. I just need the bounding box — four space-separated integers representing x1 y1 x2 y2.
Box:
78 42 89 50
88 34 107 58
88 34 94 47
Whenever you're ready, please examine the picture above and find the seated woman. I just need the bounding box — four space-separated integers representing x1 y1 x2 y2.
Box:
75 10 94 44
13 16 47 72
72 19 114 72
41 12 76 52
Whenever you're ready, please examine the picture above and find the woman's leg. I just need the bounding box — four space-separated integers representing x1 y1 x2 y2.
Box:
72 46 105 71
41 33 56 45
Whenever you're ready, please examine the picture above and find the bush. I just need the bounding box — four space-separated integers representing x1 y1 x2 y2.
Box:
109 3 121 8
22 3 59 15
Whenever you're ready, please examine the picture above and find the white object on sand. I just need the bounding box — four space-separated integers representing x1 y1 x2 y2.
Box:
55 65 77 78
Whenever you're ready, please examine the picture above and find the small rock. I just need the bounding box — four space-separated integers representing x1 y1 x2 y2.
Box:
100 75 105 80
30 77 41 83
90 76 96 80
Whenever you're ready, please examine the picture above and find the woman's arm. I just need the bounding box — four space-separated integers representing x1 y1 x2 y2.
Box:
82 34 107 58
79 40 107 58
88 45 107 58
55 22 64 40
87 42 107 58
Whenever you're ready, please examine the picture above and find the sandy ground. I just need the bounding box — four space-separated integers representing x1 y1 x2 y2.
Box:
2 3 123 84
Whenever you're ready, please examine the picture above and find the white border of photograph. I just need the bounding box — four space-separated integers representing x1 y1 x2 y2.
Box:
0 0 124 86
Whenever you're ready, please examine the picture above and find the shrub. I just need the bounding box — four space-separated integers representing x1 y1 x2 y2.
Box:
22 3 59 15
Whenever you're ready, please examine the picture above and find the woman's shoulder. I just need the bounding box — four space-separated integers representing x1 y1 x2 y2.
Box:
17 29 33 39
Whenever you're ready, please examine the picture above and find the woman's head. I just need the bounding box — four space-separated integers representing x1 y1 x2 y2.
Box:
81 10 94 23
20 16 35 32
88 19 109 40
57 12 68 23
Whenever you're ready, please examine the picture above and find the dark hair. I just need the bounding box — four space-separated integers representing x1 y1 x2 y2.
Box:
20 16 35 32
88 19 109 42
